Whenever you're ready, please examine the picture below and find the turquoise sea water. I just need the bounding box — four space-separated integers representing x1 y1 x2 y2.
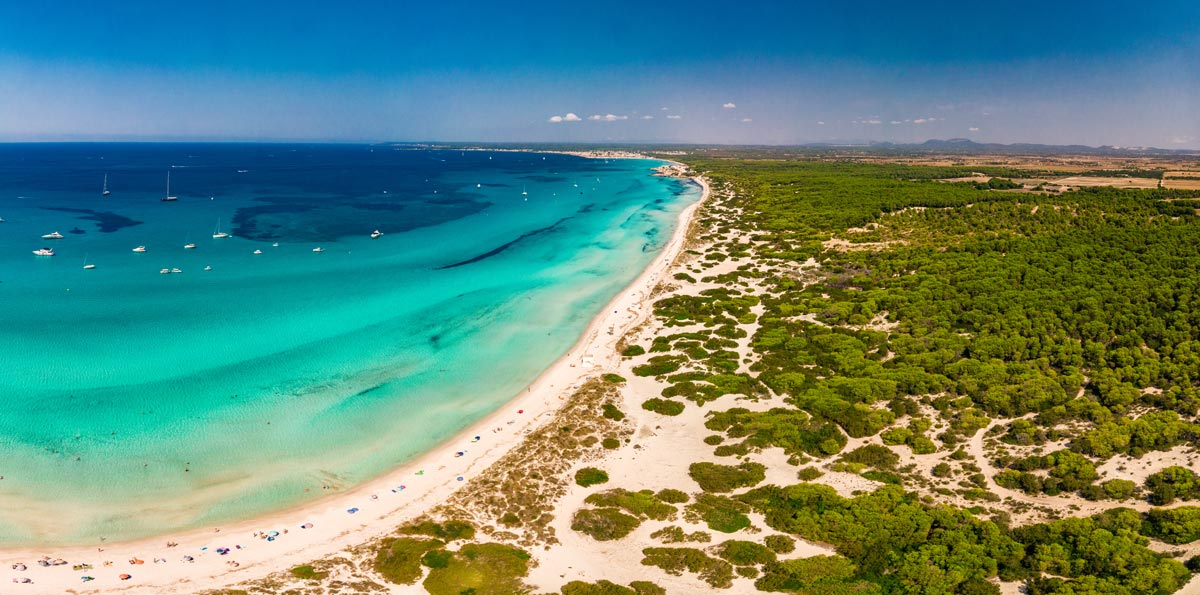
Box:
0 144 698 545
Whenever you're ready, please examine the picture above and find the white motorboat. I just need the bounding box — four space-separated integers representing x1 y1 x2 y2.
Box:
41 231 64 240
32 247 54 256
132 245 146 253
312 247 324 253
370 230 384 239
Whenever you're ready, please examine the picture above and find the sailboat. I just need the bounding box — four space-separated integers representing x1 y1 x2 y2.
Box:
102 174 110 196
212 219 230 239
83 253 96 269
161 171 178 202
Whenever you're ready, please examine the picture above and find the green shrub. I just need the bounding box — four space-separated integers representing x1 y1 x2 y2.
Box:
932 462 953 478
571 508 640 541
289 565 328 581
602 403 626 421
561 580 636 595
1102 478 1136 500
642 398 685 416
602 437 621 449
655 488 689 504
839 444 899 470
763 534 795 554
621 345 645 357
422 542 531 595
603 373 627 384
632 355 686 377
399 520 475 541
688 461 766 492
797 467 823 481
713 540 777 566
575 467 610 488
585 489 677 520
374 537 444 585
420 549 452 569
641 547 734 588
561 580 665 595
687 494 752 533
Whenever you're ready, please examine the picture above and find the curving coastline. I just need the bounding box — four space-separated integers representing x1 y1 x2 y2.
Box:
0 174 709 594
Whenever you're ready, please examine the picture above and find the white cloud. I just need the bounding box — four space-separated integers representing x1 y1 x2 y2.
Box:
549 116 563 123
666 114 683 120
549 112 581 123
857 119 881 125
587 114 628 122
913 118 929 124
969 127 980 132
890 120 902 125
661 107 669 111
741 117 753 123
642 115 654 120
817 121 825 125
722 102 737 109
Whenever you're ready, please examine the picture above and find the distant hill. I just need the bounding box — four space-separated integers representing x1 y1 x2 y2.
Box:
858 138 1196 156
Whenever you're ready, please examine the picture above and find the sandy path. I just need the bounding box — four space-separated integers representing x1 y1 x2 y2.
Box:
0 176 709 594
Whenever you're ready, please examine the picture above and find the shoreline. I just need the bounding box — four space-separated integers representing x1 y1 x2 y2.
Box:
0 174 710 594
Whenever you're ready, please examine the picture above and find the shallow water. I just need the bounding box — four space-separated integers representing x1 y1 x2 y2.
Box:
0 144 698 545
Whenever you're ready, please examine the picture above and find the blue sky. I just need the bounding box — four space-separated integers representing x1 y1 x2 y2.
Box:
1 0 1197 146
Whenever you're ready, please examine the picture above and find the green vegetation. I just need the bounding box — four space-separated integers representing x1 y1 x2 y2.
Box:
640 547 735 588
561 580 666 595
763 534 795 554
601 403 626 421
644 155 1200 593
688 461 766 493
994 449 1099 496
399 520 476 542
621 345 646 357
374 537 444 585
575 467 610 488
971 177 1022 190
1079 168 1165 179
705 407 846 458
602 373 627 384
1145 466 1200 505
712 539 777 566
571 508 640 541
288 565 328 581
756 555 881 594
585 488 677 520
421 542 531 595
1142 506 1200 544
649 525 711 544
797 466 823 481
601 437 621 449
641 398 684 416
655 488 689 504
685 493 752 533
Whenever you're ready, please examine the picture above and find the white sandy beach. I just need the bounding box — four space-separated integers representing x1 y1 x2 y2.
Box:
0 174 709 594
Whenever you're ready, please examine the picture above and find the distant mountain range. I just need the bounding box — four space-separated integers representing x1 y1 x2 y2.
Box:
808 138 1198 156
